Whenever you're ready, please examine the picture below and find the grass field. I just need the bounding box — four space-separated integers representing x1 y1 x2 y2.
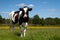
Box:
0 25 60 40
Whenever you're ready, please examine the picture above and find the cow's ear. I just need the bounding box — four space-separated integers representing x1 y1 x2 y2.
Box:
19 8 23 11
29 8 32 11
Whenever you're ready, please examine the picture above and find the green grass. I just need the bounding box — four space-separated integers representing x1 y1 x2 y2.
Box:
0 28 60 40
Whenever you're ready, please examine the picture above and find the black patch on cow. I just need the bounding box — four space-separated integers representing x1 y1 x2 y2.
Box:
12 11 20 24
13 11 19 17
19 16 29 25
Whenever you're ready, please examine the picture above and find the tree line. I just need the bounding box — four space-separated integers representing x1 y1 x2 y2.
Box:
0 15 60 26
29 15 60 26
0 15 10 24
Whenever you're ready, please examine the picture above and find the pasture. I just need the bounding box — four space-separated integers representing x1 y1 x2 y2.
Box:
0 25 60 40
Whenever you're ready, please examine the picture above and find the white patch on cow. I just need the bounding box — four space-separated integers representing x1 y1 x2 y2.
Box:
23 8 28 18
24 8 28 13
25 22 28 26
14 14 18 17
23 14 27 18
14 14 18 21
13 14 17 22
19 11 22 15
24 22 28 37
9 11 15 22
18 11 22 19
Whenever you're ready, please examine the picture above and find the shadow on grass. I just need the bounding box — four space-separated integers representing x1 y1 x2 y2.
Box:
14 32 21 37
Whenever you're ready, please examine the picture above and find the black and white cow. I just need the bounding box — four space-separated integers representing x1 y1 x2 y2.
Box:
9 6 32 37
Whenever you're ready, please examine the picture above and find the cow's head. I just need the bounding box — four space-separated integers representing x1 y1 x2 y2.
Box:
19 6 32 18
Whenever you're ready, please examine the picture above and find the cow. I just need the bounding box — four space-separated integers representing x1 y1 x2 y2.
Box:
9 6 32 37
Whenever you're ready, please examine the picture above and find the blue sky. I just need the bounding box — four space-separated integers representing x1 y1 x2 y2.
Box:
0 0 60 18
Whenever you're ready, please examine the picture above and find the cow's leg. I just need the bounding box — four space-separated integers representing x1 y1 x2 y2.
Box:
20 25 23 37
24 22 28 37
10 21 14 32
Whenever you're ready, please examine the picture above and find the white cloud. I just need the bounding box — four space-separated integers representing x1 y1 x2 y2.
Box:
0 12 9 14
28 4 34 7
16 3 27 7
42 2 48 4
16 3 34 7
40 2 48 7
47 8 56 12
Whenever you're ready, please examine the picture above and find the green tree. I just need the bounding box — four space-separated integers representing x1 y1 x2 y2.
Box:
54 17 60 25
32 15 40 25
28 18 32 24
45 17 54 25
40 18 45 26
0 15 3 24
